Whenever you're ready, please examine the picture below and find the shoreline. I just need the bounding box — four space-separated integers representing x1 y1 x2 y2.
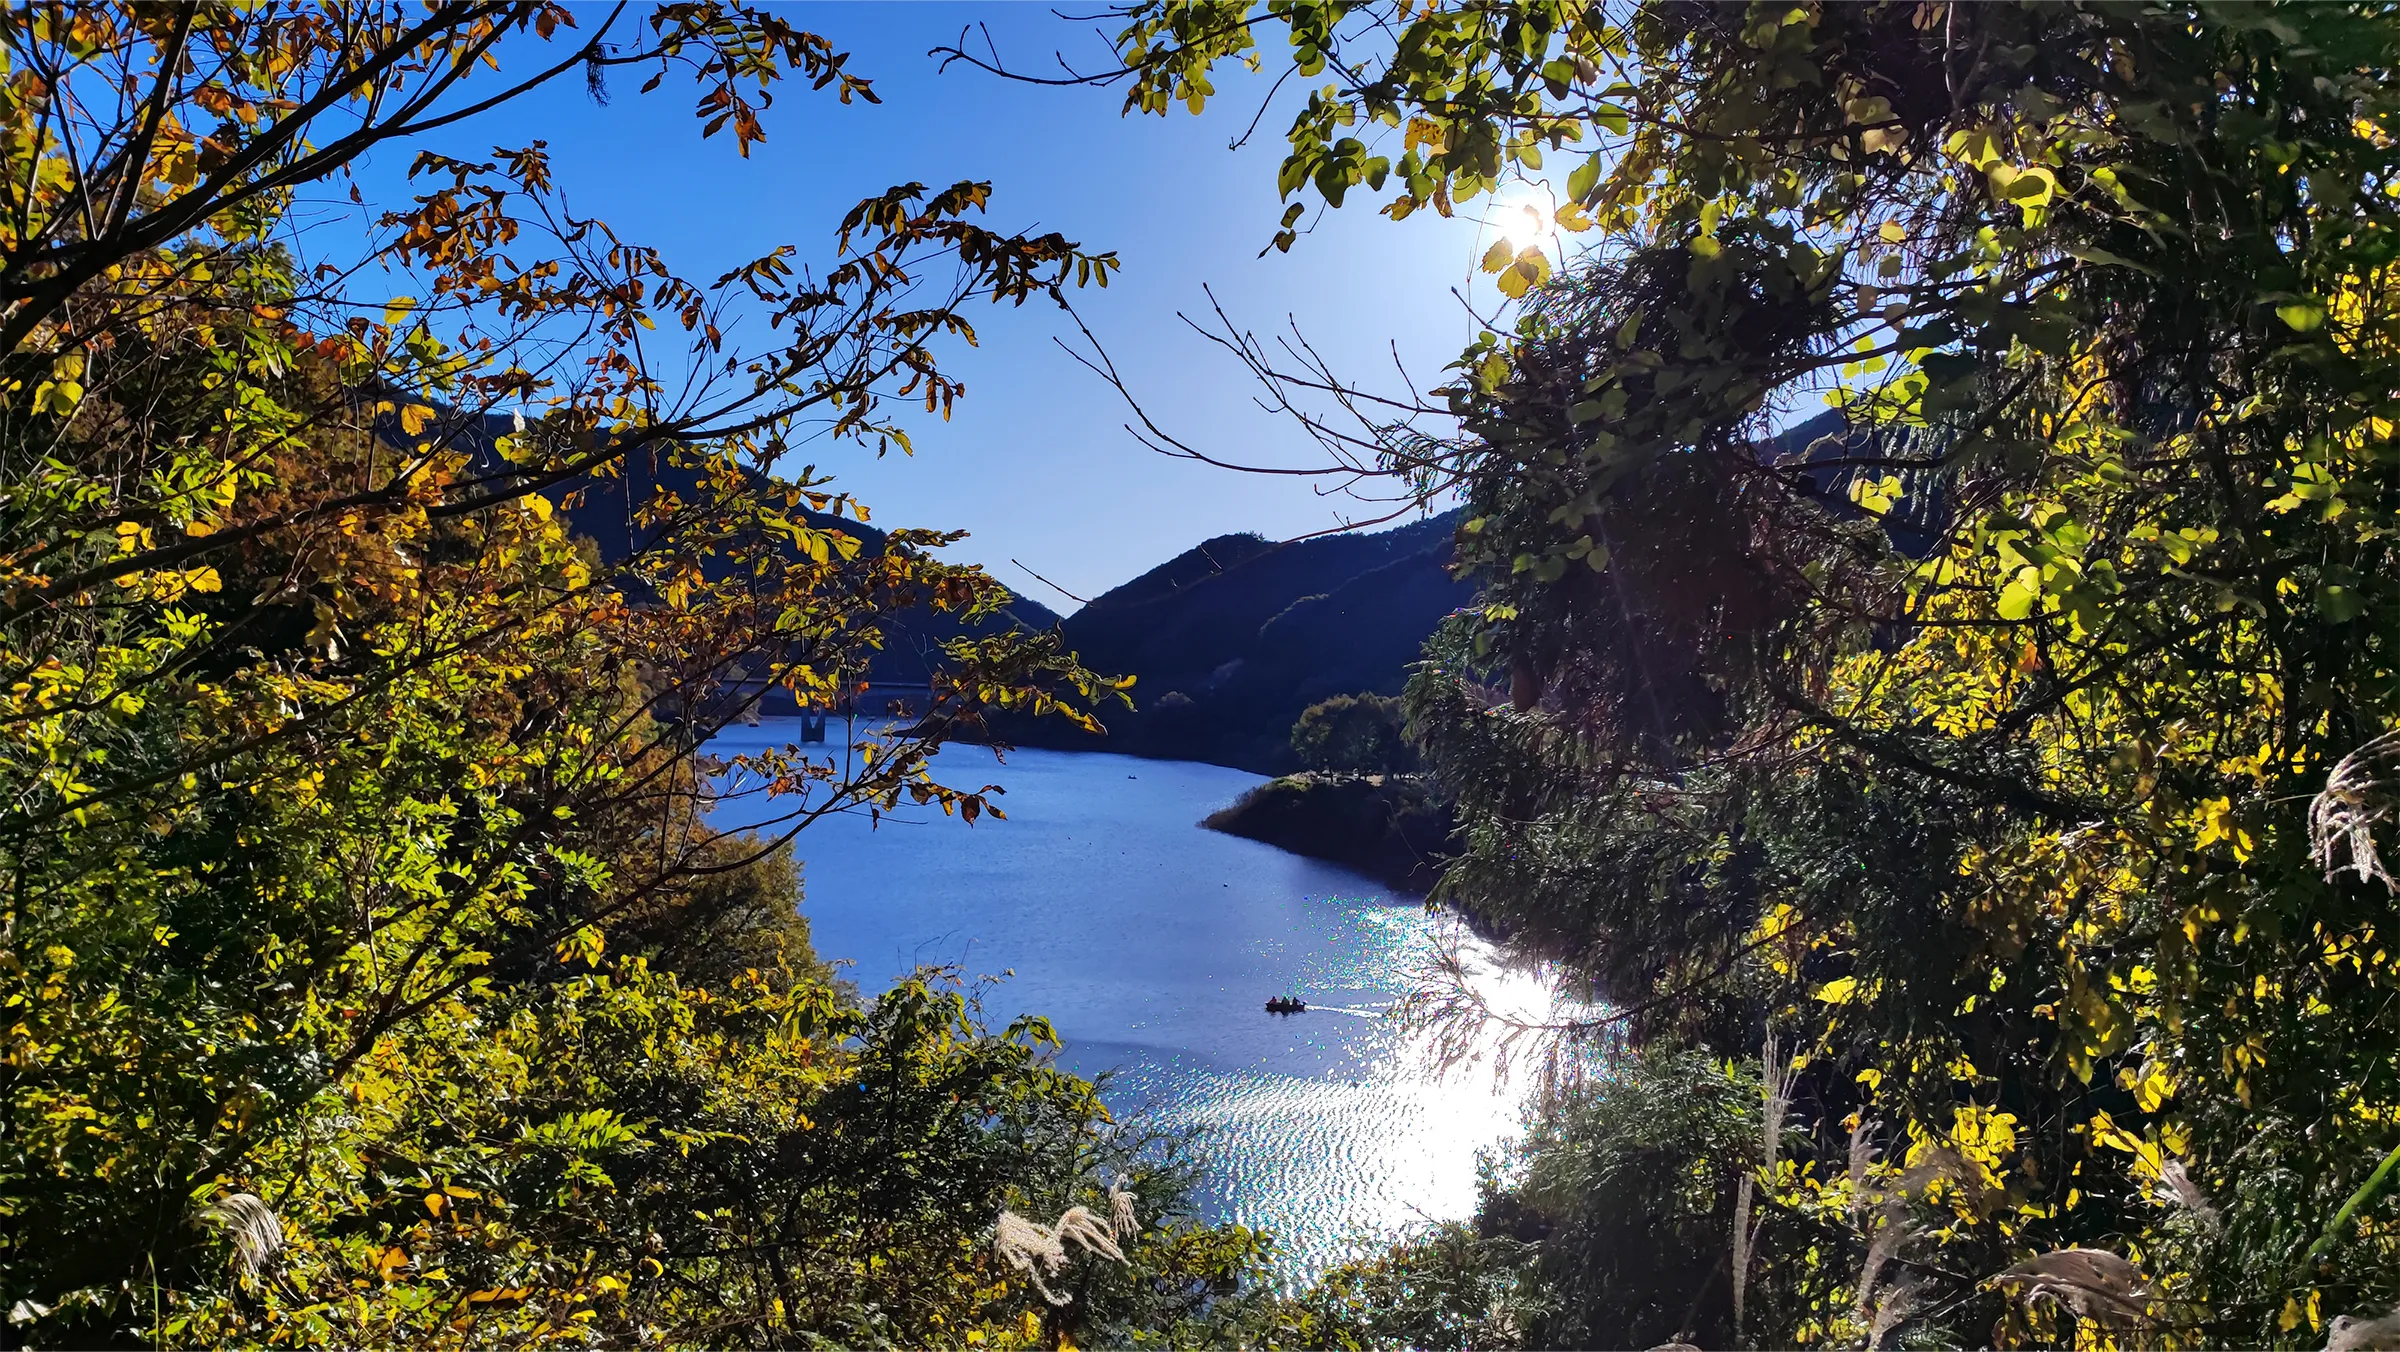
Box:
1198 771 1453 895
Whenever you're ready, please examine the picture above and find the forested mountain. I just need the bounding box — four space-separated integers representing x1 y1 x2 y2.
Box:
1025 511 1473 771
468 393 1451 747
424 411 1066 704
512 416 1067 695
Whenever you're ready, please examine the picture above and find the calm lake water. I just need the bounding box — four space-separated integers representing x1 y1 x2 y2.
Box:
703 725 1538 1280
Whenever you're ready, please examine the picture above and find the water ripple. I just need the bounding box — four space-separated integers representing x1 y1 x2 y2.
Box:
704 733 1542 1281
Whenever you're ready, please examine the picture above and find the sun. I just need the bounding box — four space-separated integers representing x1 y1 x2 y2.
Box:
1488 181 1558 256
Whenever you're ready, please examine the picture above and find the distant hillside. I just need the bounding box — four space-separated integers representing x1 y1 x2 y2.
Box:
433 413 1061 700
1020 412 1920 773
541 432 1063 687
428 408 1461 754
1020 511 1473 772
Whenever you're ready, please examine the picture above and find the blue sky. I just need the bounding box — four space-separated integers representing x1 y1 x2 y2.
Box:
337 4 1522 605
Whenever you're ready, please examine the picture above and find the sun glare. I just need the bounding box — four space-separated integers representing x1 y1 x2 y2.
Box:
1489 182 1559 256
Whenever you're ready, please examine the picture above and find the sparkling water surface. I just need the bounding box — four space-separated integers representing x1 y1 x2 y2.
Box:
703 725 1536 1280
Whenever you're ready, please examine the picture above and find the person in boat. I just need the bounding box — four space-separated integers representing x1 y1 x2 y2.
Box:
1264 995 1307 1013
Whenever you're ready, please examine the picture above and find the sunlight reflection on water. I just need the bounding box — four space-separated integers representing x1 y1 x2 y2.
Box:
703 729 1562 1281
1110 967 1558 1280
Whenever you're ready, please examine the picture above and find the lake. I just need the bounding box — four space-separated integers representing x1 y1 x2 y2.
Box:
702 726 1539 1280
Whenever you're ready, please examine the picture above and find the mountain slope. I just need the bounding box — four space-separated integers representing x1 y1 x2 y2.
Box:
434 412 1061 701
1027 510 1472 771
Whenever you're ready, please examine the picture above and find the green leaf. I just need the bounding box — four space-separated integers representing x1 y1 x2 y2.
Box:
2276 297 2327 331
1567 153 1602 202
2318 584 2363 622
2065 244 2158 276
1996 567 2042 621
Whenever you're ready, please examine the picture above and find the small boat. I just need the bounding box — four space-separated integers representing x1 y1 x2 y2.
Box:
1264 996 1307 1014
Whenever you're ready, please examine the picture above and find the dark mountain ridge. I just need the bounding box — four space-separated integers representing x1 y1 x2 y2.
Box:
1025 410 1919 773
1017 509 1474 772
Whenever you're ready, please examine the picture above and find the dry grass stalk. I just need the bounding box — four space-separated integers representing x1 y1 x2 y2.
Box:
1731 1171 1755 1337
993 1200 1134 1306
1107 1177 1138 1240
1868 1280 1918 1351
196 1192 285 1281
1053 1205 1125 1264
2329 1306 2400 1351
2156 1158 2219 1231
1733 1031 1799 1341
1854 1210 1921 1325
994 1210 1071 1305
2310 729 2400 892
1990 1248 2153 1331
1847 1118 1879 1223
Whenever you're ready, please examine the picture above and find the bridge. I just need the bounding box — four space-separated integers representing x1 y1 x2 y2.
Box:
721 675 936 743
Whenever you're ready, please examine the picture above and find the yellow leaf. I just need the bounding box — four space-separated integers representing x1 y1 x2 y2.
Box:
555 924 604 967
1992 163 2056 205
398 404 433 436
2194 796 2255 860
32 379 78 415
2132 1063 2177 1112
1848 473 1901 515
1944 124 2006 170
